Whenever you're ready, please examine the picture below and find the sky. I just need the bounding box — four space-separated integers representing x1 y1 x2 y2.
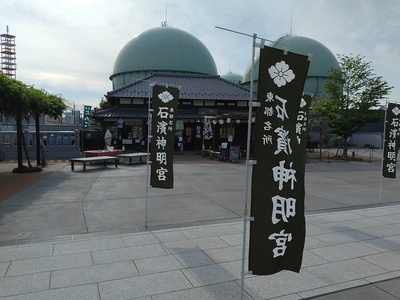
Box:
1 0 400 111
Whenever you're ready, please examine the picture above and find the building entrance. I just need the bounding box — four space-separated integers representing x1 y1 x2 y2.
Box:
183 122 203 151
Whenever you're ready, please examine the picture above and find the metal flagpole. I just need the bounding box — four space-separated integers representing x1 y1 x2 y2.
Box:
81 130 84 157
379 100 388 203
81 107 85 157
145 82 154 228
240 33 257 300
215 26 269 299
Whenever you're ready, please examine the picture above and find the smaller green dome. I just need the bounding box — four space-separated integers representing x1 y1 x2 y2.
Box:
242 35 339 96
271 35 339 77
221 71 243 85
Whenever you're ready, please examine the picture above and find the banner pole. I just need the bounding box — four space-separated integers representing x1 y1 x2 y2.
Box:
379 101 389 203
81 130 84 157
240 33 257 300
145 83 152 228
214 26 264 299
202 116 205 150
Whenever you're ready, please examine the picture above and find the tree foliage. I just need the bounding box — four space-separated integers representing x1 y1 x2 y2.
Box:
1 74 66 120
311 54 393 156
0 73 28 116
99 97 111 110
0 73 67 170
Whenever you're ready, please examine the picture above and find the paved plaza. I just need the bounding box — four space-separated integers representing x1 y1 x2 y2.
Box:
0 153 399 299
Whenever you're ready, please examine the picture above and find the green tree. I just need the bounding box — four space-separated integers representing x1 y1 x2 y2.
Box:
0 73 67 171
0 74 29 169
99 97 111 110
27 88 67 166
312 54 392 157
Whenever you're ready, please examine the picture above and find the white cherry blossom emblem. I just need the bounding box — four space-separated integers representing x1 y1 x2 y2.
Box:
300 98 307 108
268 61 295 87
158 91 174 103
392 106 400 116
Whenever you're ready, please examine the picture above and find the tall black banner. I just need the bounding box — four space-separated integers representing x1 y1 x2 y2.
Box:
382 102 400 178
150 85 179 189
249 46 310 275
82 105 91 129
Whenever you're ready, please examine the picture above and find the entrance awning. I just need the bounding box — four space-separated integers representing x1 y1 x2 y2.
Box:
91 108 204 120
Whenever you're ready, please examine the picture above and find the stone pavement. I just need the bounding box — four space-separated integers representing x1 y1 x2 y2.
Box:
0 206 400 299
0 153 399 299
0 159 67 203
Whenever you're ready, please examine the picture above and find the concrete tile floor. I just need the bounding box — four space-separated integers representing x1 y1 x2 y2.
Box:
1 153 400 299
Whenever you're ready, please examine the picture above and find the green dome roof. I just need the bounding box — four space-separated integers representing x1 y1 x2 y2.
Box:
111 27 218 89
221 71 243 85
242 35 339 95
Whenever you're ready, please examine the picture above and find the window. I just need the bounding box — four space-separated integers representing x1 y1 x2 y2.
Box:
205 100 215 106
120 99 131 104
130 125 142 139
193 100 204 106
132 99 144 105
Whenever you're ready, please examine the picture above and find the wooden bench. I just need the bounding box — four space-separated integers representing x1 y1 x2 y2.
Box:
69 156 119 171
117 152 149 165
201 149 210 157
209 151 220 160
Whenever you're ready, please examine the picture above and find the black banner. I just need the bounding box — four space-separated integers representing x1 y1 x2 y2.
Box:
203 116 213 140
82 105 91 129
150 85 179 189
296 94 312 157
249 46 310 275
382 102 400 178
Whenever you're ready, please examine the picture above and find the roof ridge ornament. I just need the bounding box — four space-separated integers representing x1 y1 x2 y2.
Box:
161 3 168 27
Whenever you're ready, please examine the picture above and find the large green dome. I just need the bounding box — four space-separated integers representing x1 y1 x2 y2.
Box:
110 27 218 89
242 35 339 96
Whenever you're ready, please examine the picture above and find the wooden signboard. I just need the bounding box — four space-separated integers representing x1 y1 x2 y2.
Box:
229 146 240 163
220 142 228 162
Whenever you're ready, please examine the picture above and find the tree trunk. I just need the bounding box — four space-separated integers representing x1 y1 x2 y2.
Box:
16 113 24 169
35 114 41 166
343 135 348 158
21 131 32 168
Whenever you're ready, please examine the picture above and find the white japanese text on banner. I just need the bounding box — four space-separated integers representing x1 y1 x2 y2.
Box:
203 116 213 140
150 85 179 189
382 102 400 178
249 45 310 275
82 105 91 129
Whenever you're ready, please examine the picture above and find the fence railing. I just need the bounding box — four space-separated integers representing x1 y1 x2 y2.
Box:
0 131 81 159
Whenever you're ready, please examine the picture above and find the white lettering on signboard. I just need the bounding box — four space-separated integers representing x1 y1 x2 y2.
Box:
268 230 292 258
272 160 297 191
265 60 299 260
274 127 292 155
271 196 296 224
156 167 168 181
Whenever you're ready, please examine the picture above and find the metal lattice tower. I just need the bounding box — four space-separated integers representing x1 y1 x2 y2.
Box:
1 26 16 79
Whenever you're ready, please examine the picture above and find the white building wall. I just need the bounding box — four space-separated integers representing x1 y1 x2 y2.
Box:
349 132 383 149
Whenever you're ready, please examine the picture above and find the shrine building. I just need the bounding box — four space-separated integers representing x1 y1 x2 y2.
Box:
91 26 338 152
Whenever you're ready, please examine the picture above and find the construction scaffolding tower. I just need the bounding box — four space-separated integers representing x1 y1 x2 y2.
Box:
1 26 16 79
